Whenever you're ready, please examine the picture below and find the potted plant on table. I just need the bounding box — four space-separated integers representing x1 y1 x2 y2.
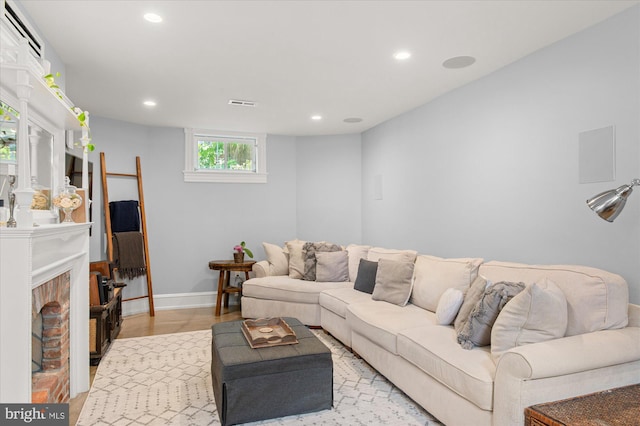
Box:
233 241 253 263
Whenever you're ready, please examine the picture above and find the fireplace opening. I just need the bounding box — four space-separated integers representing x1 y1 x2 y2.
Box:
31 272 70 403
32 312 43 372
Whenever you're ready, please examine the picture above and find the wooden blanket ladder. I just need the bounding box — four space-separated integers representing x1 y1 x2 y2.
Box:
100 152 155 316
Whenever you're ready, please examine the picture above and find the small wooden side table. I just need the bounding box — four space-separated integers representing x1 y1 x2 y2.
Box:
524 384 640 425
208 260 256 316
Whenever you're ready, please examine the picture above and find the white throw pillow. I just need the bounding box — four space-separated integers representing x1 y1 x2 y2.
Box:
346 244 371 282
411 255 483 312
262 242 289 276
435 288 464 325
316 251 349 282
491 278 568 364
285 239 306 279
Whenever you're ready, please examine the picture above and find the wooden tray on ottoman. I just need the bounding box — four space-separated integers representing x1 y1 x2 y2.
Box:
241 317 298 348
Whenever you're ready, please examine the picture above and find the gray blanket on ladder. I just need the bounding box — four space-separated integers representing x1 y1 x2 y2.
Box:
113 231 147 279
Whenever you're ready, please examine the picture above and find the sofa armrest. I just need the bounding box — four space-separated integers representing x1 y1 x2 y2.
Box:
494 327 640 426
496 327 640 379
252 260 271 278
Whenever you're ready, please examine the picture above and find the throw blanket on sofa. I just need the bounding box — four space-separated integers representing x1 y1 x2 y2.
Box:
112 231 146 279
110 200 140 233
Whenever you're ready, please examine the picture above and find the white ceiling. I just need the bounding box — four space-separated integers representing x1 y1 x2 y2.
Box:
18 0 639 136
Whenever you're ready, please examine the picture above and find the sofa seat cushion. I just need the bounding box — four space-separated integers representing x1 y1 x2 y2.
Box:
347 301 435 354
398 325 495 411
319 287 373 318
243 277 352 304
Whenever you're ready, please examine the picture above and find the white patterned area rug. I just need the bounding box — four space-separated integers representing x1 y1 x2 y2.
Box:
77 328 442 425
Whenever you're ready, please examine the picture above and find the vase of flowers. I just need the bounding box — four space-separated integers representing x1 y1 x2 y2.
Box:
233 241 253 263
53 177 83 223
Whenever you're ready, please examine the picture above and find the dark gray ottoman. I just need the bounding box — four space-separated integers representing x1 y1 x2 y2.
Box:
211 317 333 425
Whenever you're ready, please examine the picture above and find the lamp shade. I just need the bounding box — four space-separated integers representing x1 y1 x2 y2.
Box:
586 184 634 222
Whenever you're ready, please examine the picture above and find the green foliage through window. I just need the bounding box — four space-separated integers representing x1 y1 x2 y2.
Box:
197 138 255 171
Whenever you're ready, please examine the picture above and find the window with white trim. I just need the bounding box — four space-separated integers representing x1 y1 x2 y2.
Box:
184 128 267 183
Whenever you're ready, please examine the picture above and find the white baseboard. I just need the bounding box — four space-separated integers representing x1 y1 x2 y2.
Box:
122 291 233 316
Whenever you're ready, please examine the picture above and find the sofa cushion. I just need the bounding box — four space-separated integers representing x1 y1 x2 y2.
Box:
371 259 415 306
347 301 435 354
316 250 349 282
491 278 568 363
353 259 378 294
479 261 629 336
367 247 418 263
410 255 483 312
319 287 373 318
435 288 464 325
242 276 351 304
454 275 490 333
346 244 371 282
285 239 306 279
262 242 289 276
398 325 495 411
302 242 342 281
457 281 525 349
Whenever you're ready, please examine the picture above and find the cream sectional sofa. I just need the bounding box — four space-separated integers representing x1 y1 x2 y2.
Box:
241 243 640 426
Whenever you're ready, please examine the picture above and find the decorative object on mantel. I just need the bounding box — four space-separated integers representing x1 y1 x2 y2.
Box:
53 177 83 223
233 241 253 263
587 178 640 222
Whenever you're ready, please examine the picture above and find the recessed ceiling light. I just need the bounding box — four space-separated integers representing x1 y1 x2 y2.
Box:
343 117 363 123
311 115 322 121
143 13 163 23
143 100 157 107
393 51 411 61
442 56 476 69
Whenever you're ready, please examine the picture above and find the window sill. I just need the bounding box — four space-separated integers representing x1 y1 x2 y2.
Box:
183 170 267 183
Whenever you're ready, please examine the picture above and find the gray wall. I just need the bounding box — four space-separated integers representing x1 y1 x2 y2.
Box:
88 119 300 299
87 120 363 304
361 6 640 303
295 134 362 245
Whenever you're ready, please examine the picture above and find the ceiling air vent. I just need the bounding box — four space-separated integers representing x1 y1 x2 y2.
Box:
228 99 256 107
3 0 44 58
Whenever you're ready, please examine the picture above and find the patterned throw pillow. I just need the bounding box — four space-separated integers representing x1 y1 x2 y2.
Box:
454 275 489 333
302 242 342 281
457 281 525 349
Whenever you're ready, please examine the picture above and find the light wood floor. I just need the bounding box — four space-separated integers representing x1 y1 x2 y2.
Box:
69 305 243 425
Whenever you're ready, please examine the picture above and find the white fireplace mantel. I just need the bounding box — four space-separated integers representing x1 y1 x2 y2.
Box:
0 223 90 402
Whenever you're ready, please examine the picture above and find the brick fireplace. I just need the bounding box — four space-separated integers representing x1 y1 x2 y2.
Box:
0 223 91 403
31 271 70 403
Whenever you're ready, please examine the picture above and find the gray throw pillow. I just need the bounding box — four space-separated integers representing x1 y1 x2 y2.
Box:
454 275 489 333
353 259 378 294
371 258 415 306
302 242 342 281
457 281 525 349
315 251 349 282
